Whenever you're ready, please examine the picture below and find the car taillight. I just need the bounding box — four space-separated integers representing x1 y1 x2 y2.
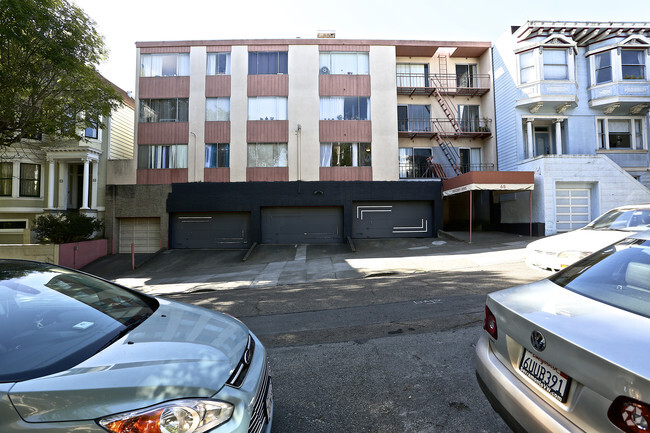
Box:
608 396 650 432
483 305 497 340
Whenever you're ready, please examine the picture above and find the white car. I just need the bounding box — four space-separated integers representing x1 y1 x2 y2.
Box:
526 204 650 271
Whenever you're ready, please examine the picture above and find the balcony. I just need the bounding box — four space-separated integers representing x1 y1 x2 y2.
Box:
396 73 490 97
399 162 495 180
397 118 491 139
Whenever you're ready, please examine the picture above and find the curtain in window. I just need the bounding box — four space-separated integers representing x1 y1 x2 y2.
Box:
332 53 357 74
177 54 190 76
206 98 230 121
608 120 631 148
595 52 612 83
0 162 12 196
622 50 645 79
207 53 231 75
458 105 480 132
19 164 39 197
320 97 345 120
248 97 287 120
320 144 332 167
205 144 230 167
170 145 188 168
635 119 643 150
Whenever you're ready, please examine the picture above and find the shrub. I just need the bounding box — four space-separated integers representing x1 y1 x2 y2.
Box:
33 213 104 244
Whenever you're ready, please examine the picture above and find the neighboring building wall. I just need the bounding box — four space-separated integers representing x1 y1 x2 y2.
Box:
371 45 399 180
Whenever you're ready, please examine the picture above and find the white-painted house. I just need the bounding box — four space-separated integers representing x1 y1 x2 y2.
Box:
493 21 650 235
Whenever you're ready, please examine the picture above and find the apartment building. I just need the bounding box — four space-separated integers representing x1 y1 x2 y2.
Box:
0 84 134 244
493 21 650 235
107 36 499 251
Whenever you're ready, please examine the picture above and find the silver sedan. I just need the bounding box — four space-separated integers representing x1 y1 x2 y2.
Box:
0 260 272 433
476 231 650 433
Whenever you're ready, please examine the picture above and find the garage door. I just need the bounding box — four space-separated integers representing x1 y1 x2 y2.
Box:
171 212 250 249
262 207 343 244
119 218 161 253
556 188 591 232
352 201 433 238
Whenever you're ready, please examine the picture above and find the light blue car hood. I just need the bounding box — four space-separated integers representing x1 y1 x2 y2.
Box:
7 298 250 423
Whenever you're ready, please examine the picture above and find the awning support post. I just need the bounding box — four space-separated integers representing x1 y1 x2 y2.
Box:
529 190 533 237
469 190 473 244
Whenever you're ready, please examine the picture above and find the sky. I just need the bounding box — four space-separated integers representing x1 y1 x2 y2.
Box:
73 0 650 93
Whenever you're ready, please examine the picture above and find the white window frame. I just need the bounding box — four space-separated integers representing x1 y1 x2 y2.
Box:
247 97 288 120
319 52 369 75
542 48 569 80
519 50 536 84
206 52 231 76
596 117 647 150
140 53 190 77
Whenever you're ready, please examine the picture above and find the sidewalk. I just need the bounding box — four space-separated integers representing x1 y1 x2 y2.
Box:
83 231 540 296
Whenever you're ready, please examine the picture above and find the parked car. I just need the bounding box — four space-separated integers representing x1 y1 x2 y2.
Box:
526 204 650 271
0 260 272 433
476 230 650 433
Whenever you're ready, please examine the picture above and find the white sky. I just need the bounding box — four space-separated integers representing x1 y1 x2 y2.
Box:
73 0 650 93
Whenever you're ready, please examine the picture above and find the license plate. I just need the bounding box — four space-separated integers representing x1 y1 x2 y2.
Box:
519 350 571 402
264 377 273 422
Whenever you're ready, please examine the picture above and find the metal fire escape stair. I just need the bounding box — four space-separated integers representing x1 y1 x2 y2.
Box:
431 54 462 176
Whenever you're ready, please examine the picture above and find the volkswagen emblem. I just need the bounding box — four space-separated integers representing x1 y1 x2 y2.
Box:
530 330 546 352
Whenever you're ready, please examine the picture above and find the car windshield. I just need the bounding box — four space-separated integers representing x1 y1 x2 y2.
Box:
0 261 157 382
587 208 650 231
551 237 650 318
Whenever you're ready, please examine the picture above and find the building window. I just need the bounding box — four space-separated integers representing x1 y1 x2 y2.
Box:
207 52 231 75
140 53 190 77
543 49 568 80
320 143 371 167
597 117 646 150
139 99 189 123
594 51 612 84
84 114 99 140
248 52 288 75
0 162 12 196
320 97 371 120
19 163 40 197
456 64 477 87
519 51 535 84
399 148 432 179
397 105 430 132
247 143 287 167
622 50 645 79
396 63 428 87
459 148 482 173
205 143 229 168
206 98 230 121
248 97 287 120
458 105 480 132
138 144 188 169
319 52 369 75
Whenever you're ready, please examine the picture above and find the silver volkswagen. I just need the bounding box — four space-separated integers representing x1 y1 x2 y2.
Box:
0 260 272 433
476 231 650 432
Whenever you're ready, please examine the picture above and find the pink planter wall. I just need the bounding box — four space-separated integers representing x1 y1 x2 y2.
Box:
58 239 108 270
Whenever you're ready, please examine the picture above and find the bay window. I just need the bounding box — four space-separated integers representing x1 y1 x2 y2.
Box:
139 99 189 123
594 51 612 84
140 53 190 77
19 164 40 197
248 97 287 120
519 51 535 84
622 50 645 79
320 97 371 120
319 52 369 75
247 143 287 167
206 98 230 121
248 52 288 75
543 49 568 80
320 143 371 167
205 143 229 168
138 144 188 169
207 52 231 75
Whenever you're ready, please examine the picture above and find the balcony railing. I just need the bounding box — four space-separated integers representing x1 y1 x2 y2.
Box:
397 118 491 138
396 73 491 96
399 162 495 179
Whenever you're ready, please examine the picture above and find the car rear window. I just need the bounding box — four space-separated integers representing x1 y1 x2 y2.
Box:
0 261 157 382
551 238 650 318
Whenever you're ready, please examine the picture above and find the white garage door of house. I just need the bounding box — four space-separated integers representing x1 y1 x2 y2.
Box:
556 188 591 232
119 218 161 253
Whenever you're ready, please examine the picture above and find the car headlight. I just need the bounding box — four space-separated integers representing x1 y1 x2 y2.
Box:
557 250 591 264
98 399 234 433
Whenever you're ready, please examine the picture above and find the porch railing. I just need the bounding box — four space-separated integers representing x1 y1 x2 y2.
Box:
397 118 491 135
399 162 495 179
396 73 491 93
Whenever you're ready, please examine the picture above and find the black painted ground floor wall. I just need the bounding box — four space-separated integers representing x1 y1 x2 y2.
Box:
166 181 443 247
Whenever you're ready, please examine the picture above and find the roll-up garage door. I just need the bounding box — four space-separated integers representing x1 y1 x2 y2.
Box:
171 212 251 249
352 201 433 238
261 207 343 244
119 218 161 253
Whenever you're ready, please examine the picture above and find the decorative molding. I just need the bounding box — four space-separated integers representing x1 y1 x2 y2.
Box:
603 103 620 114
555 103 572 114
529 102 544 114
630 104 649 115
